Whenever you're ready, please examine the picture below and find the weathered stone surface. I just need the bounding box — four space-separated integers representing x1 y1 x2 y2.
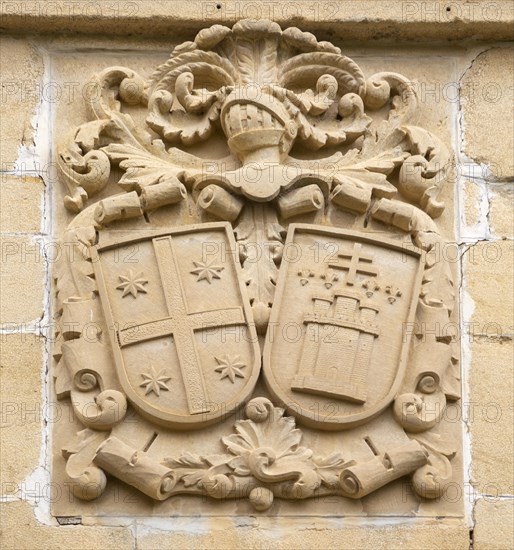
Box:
489 187 514 239
469 338 514 494
0 176 45 233
461 47 514 181
464 240 514 336
0 501 133 550
0 334 44 493
474 499 514 550
136 517 470 550
0 1 512 40
0 36 44 168
0 236 46 325
461 179 483 231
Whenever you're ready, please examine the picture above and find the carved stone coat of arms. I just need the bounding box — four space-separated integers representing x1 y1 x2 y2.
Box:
53 20 461 515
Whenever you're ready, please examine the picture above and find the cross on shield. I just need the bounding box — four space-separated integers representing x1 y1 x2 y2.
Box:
329 243 379 285
92 222 260 429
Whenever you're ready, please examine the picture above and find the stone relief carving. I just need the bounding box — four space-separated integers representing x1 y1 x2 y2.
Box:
54 19 460 512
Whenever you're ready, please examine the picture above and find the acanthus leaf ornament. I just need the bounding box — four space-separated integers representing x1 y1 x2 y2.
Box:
54 19 459 513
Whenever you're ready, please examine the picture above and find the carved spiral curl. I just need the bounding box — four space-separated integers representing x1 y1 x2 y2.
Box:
418 374 439 394
69 466 107 501
245 397 274 423
249 487 274 511
393 393 439 433
73 369 99 391
316 74 338 98
338 93 365 117
149 89 174 113
398 155 431 203
59 149 111 213
158 473 177 497
412 453 452 499
339 472 361 496
363 72 417 122
118 76 146 106
202 473 233 499
75 390 128 431
364 76 391 110
87 67 147 119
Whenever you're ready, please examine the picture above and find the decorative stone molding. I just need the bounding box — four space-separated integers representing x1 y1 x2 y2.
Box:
54 19 460 513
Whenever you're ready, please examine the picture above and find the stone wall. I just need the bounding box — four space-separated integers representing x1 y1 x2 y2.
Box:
0 2 512 548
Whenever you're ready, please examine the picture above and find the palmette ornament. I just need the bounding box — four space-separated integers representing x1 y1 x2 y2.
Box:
54 19 459 511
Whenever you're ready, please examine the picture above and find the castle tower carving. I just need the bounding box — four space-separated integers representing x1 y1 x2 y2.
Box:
291 289 380 404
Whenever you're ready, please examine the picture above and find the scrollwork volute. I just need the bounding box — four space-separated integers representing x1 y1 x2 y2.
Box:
54 19 459 512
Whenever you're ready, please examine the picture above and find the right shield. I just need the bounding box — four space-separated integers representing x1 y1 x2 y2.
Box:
263 224 425 430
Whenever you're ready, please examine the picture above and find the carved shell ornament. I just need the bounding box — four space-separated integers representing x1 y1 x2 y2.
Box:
55 20 460 512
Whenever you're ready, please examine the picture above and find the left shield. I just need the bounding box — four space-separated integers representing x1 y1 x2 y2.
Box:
91 222 260 428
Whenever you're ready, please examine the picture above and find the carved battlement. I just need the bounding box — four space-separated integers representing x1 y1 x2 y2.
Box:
305 294 379 337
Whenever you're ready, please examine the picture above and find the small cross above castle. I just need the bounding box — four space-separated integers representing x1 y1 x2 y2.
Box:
329 243 379 286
